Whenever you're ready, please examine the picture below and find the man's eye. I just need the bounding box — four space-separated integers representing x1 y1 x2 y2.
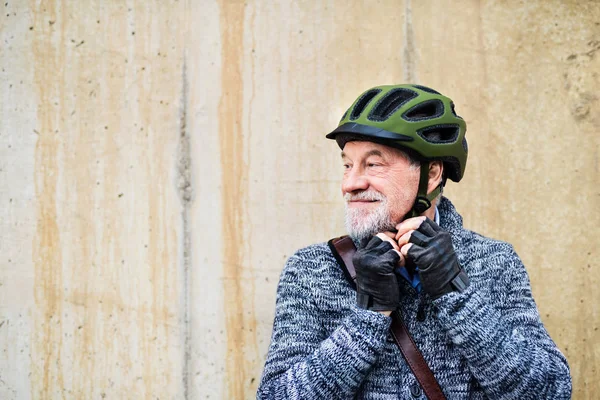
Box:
343 164 351 170
367 163 380 168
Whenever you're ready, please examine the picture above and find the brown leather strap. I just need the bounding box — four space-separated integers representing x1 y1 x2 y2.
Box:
389 312 446 400
328 236 447 400
331 236 358 278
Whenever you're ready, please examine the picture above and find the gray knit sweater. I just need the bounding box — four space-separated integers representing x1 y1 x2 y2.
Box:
257 197 571 399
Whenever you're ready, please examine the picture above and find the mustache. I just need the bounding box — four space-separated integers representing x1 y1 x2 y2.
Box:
344 191 386 202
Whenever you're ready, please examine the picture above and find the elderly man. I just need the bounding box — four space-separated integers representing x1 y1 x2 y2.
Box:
257 84 571 399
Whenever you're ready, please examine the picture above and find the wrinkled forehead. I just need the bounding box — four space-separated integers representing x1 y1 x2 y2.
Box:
340 140 411 162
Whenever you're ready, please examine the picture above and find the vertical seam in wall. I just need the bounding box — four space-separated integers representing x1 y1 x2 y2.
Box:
403 0 418 82
177 55 192 400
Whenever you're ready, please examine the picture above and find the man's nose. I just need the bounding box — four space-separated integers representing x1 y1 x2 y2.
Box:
342 168 369 194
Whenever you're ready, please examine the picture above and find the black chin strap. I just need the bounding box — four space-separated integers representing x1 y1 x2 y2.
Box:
408 161 442 219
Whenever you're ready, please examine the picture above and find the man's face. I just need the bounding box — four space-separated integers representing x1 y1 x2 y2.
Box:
341 141 420 241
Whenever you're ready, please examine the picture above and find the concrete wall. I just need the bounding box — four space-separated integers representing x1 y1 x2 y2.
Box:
0 0 597 399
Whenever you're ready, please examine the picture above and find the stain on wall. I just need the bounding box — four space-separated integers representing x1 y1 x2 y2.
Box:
217 1 259 398
30 1 66 397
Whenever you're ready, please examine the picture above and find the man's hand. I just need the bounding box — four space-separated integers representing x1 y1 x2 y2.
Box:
353 235 402 313
394 217 470 300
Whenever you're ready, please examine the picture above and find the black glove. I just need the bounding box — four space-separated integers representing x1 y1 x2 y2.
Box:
407 218 470 300
353 236 400 311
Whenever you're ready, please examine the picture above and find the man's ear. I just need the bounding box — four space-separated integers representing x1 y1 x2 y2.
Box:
428 161 444 194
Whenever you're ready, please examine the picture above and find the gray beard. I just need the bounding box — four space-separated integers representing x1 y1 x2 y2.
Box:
344 198 396 242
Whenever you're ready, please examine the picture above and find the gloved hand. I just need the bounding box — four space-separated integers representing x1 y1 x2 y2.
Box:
353 236 400 311
404 217 470 300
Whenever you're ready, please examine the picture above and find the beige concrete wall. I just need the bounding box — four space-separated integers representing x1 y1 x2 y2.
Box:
0 0 597 399
1 1 188 398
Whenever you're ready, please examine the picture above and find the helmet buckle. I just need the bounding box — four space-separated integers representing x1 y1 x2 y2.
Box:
413 196 431 215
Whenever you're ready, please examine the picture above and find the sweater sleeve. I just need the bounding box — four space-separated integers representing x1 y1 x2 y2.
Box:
433 245 572 400
257 250 391 400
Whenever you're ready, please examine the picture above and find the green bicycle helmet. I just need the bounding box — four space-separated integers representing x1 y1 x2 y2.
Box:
326 84 468 218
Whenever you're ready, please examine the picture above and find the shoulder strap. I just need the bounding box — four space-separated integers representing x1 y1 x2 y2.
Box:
328 236 447 400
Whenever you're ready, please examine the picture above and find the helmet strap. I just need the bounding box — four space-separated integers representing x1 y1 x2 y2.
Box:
408 161 441 218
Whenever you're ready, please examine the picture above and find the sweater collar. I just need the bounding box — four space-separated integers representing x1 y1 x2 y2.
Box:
437 196 466 249
438 196 464 231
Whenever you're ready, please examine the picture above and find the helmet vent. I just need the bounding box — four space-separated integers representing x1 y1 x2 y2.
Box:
417 125 460 144
402 100 444 121
350 89 381 120
462 137 468 153
340 108 349 122
412 85 441 94
369 88 418 121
